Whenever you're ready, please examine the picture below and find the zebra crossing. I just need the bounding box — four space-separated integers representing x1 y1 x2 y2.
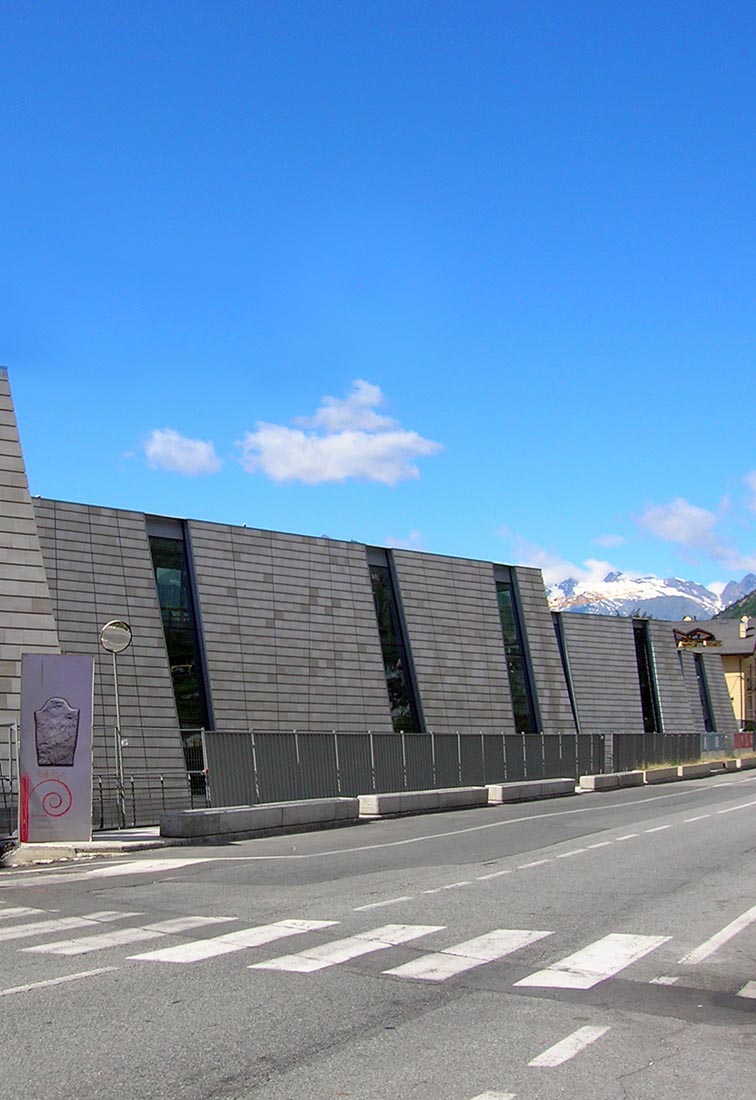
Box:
2 897 756 998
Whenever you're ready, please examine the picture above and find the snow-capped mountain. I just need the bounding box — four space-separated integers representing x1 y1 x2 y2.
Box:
546 571 743 620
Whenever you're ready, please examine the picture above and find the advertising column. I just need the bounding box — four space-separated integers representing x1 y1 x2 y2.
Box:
19 653 95 843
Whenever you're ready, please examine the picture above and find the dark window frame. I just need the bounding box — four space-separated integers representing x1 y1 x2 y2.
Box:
494 566 540 734
367 548 423 733
633 619 663 734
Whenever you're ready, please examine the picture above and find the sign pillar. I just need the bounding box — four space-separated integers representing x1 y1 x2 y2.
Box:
19 654 95 843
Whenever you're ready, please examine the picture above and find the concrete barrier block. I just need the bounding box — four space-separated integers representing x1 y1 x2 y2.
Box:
488 778 575 803
617 771 645 787
358 791 440 816
643 767 679 784
723 759 739 771
678 762 715 779
160 809 225 837
579 774 620 791
736 755 756 769
436 786 489 808
280 797 359 826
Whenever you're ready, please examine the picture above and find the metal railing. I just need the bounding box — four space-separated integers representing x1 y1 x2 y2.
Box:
93 769 207 831
0 723 18 839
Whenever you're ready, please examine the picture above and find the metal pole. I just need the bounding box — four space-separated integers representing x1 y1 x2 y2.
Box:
112 651 126 828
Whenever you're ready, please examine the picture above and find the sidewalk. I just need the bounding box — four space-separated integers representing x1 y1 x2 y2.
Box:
1 826 184 868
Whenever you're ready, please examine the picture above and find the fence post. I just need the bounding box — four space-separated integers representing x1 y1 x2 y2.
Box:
250 730 261 803
430 732 437 788
401 732 407 791
540 731 546 777
98 776 104 830
369 731 376 793
333 731 342 796
200 727 212 807
457 731 462 786
480 731 485 783
522 732 527 780
129 775 136 828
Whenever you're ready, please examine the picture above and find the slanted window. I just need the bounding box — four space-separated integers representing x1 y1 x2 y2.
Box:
694 653 715 732
633 619 662 733
148 522 210 732
367 549 421 733
494 567 539 733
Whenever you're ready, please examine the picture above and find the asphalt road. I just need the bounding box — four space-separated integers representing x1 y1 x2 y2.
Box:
2 771 756 1100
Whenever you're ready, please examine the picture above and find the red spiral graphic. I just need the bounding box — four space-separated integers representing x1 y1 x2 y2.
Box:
30 778 73 818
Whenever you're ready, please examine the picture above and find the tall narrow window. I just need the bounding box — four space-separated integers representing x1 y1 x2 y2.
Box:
494 567 539 733
148 522 210 732
553 612 580 732
694 653 715 732
633 619 662 733
367 549 421 733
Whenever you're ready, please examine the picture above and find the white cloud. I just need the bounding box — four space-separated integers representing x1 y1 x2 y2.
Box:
144 429 222 476
386 530 427 551
296 379 396 432
594 533 625 548
706 580 727 596
637 497 718 548
238 381 442 485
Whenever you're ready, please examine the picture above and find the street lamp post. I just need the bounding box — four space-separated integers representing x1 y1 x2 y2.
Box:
99 620 133 829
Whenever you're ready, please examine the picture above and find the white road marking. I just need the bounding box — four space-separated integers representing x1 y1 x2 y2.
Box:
0 911 137 943
442 880 472 889
469 1093 516 1099
679 904 756 965
587 842 612 849
517 860 550 869
0 968 118 998
383 929 552 982
354 897 414 911
0 907 46 921
556 848 586 859
514 933 670 990
476 869 512 880
649 975 679 985
717 800 756 814
615 834 639 841
130 919 338 963
528 1025 610 1067
645 825 672 833
0 858 211 889
85 858 211 878
684 815 710 822
737 981 756 999
249 924 444 973
22 916 233 956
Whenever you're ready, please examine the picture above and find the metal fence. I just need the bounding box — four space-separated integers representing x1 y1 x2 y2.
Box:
0 723 18 839
93 770 207 831
611 732 702 773
199 730 606 808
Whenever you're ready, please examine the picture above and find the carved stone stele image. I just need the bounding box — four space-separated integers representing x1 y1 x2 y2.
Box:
35 696 80 767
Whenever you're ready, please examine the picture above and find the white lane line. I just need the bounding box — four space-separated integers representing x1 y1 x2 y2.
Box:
517 860 551 869
645 825 672 833
0 911 138 943
249 924 444 973
528 1025 610 1067
684 815 710 822
0 968 118 998
477 869 513 880
679 904 756 965
442 880 472 889
615 834 639 841
737 981 756 999
22 916 234 956
130 919 338 963
556 849 586 859
383 929 553 982
0 907 47 922
717 800 756 814
515 934 670 990
649 975 679 985
85 858 211 878
0 858 211 889
469 1093 516 1099
354 897 414 911
587 842 612 849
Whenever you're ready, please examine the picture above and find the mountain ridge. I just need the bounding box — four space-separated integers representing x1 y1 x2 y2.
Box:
547 571 756 620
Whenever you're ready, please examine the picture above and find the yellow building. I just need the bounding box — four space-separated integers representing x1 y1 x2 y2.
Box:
673 618 755 735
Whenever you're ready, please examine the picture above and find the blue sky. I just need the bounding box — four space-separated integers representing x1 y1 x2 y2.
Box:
3 1 755 593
